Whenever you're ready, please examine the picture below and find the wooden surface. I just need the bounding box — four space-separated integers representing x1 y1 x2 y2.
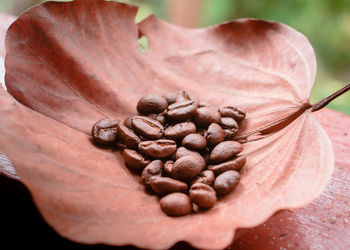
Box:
1 108 349 249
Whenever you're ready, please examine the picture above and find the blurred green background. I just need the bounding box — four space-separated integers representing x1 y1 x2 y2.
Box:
1 0 349 114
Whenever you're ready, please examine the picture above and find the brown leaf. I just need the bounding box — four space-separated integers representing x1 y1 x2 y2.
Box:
0 0 334 249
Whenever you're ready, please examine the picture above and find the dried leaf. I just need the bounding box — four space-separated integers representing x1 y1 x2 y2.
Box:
0 0 334 249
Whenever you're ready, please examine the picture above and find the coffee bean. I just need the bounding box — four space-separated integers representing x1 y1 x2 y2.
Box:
189 183 217 208
210 141 243 164
220 117 239 130
208 155 246 176
91 118 119 145
220 117 239 140
137 94 168 115
138 139 177 158
160 192 192 216
190 170 215 186
182 133 207 151
223 128 236 140
92 90 247 217
150 176 188 196
163 92 177 105
131 116 164 140
122 149 150 171
206 123 225 148
147 113 165 125
176 90 199 104
123 116 133 129
166 101 198 122
220 106 246 122
214 170 240 195
163 160 174 176
141 160 163 188
169 155 205 181
164 121 196 141
175 147 193 159
193 107 221 127
175 146 204 160
117 124 141 149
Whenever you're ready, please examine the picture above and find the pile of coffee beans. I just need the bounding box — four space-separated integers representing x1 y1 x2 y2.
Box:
91 91 246 216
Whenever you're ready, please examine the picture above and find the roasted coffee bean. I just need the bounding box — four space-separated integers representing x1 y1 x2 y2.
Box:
150 176 188 196
193 107 221 127
220 106 246 122
169 155 205 181
122 149 150 171
163 160 174 176
182 133 207 151
176 90 199 104
175 146 204 160
160 192 192 216
163 92 177 105
166 101 198 122
223 128 236 140
210 141 243 164
117 124 141 149
220 117 239 130
214 170 240 195
164 155 205 177
189 183 217 208
138 139 177 159
92 90 247 217
131 116 164 140
190 170 215 186
147 113 165 125
164 121 196 141
208 155 246 176
141 160 163 188
175 147 204 166
206 123 225 148
91 118 119 145
123 116 133 129
137 94 168 114
220 117 239 140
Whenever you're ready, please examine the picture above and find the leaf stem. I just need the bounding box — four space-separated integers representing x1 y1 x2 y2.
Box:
311 83 350 112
